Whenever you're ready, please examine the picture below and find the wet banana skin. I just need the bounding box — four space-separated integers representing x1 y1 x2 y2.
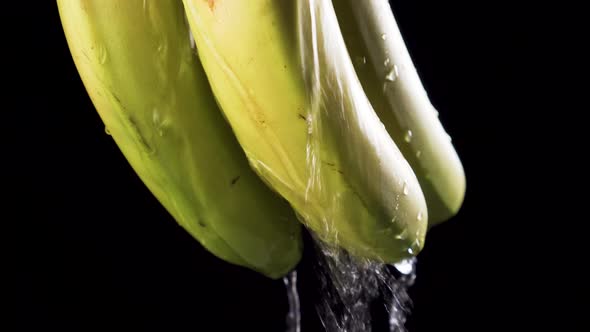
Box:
183 0 428 263
57 0 302 279
335 0 466 226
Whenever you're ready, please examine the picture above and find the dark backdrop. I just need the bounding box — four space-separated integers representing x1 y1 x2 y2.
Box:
5 1 584 332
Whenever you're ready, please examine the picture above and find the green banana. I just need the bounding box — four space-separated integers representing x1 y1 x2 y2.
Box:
183 0 428 262
57 0 302 278
334 0 466 225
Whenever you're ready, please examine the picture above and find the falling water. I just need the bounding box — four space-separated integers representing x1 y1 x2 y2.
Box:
388 259 417 331
284 271 302 332
312 237 416 332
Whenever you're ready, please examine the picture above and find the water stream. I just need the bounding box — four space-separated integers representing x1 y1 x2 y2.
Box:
285 237 417 332
313 238 416 332
284 271 302 332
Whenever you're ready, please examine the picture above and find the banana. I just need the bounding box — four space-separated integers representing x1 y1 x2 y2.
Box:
57 0 302 278
183 0 428 262
334 0 466 225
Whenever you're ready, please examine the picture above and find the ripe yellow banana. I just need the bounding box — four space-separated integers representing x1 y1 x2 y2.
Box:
183 0 428 262
334 0 466 225
57 0 302 278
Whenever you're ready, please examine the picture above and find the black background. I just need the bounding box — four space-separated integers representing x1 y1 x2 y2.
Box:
5 1 585 332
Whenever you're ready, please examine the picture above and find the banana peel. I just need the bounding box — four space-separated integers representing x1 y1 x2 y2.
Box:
57 0 302 279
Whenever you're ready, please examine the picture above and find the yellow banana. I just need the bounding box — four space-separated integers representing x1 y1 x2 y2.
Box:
334 0 466 225
57 0 302 278
183 0 428 262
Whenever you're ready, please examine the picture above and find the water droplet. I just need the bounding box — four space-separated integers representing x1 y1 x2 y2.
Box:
446 132 452 142
105 127 111 136
417 212 423 221
395 228 408 240
384 65 399 83
411 239 422 255
393 259 414 275
157 41 168 54
433 108 439 117
416 150 422 158
402 181 409 196
381 33 387 40
407 247 414 255
384 58 390 66
152 108 167 137
152 108 161 127
97 46 108 64
355 56 367 66
188 29 196 51
404 130 413 143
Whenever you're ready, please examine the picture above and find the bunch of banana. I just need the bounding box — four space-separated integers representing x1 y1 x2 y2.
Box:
58 0 465 277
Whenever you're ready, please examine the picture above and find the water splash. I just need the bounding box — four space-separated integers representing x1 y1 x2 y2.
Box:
313 236 416 332
284 271 302 332
388 259 417 332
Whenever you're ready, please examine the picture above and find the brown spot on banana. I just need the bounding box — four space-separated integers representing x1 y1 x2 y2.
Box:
206 0 215 11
